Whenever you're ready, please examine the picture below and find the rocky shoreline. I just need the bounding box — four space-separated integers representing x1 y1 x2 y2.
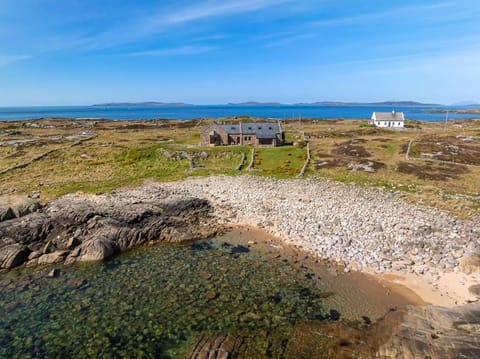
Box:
2 174 478 288
0 186 219 270
1 174 480 357
161 175 480 358
162 175 480 282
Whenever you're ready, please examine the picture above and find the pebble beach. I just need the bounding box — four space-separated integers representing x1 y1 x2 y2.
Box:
163 175 480 306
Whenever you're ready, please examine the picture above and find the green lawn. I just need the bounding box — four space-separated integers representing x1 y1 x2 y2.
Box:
254 146 307 178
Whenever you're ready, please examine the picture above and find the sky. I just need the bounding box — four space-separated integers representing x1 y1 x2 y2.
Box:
0 0 479 106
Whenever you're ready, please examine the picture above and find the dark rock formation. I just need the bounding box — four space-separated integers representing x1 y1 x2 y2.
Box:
0 184 219 269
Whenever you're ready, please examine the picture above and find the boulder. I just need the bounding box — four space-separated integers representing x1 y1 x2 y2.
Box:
75 238 119 262
0 243 30 269
459 255 480 275
0 207 15 222
469 284 480 298
0 195 41 222
29 250 70 266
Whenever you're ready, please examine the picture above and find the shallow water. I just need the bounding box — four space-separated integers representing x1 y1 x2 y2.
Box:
0 231 405 358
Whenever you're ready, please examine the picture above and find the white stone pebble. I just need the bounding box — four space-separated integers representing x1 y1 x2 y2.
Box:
161 175 480 277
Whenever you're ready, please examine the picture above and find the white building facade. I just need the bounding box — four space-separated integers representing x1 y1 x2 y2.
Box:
369 111 405 128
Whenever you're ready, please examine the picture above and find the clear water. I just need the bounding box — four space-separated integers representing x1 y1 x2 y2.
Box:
0 232 401 358
0 104 476 121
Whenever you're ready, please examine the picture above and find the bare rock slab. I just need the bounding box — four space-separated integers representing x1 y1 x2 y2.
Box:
376 302 480 359
0 184 219 269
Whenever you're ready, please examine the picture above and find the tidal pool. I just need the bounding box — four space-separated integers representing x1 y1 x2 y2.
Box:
0 228 414 358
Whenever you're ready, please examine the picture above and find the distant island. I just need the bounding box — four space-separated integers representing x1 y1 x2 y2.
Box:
93 102 194 107
226 102 283 106
93 100 442 107
450 101 480 106
428 108 480 114
228 100 440 106
294 100 440 106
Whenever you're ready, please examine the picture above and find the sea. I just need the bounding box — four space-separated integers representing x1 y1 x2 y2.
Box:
0 230 410 357
0 104 477 122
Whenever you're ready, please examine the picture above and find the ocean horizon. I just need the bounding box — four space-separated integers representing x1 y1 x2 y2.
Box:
0 104 477 122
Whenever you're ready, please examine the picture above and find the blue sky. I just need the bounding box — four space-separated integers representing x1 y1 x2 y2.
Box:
1 0 479 105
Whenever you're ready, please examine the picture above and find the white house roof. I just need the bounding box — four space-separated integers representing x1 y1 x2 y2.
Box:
372 111 405 121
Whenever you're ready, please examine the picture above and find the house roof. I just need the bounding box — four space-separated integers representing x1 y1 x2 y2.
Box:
372 111 405 121
218 122 281 139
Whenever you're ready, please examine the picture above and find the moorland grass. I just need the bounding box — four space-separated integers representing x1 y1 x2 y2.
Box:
0 118 478 217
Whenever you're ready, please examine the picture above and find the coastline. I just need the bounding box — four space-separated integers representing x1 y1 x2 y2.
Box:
1 104 479 122
229 224 427 309
2 174 480 357
231 223 476 308
162 175 480 308
1 174 478 308
378 271 480 307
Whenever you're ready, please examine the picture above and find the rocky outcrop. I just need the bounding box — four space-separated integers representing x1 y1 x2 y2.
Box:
375 302 480 358
0 195 41 221
0 185 218 269
0 243 30 269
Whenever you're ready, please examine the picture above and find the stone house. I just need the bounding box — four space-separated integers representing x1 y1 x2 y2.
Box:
369 111 405 128
200 122 285 146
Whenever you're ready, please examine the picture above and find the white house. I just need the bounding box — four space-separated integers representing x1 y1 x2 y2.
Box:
369 111 405 128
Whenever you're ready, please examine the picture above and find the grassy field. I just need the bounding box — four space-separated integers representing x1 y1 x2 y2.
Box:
0 117 479 217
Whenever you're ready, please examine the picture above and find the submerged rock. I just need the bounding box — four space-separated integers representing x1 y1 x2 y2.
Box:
204 290 218 301
47 268 60 278
0 184 219 269
230 245 250 255
284 321 372 358
187 335 245 359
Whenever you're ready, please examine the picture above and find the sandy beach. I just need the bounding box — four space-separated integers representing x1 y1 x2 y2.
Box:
234 223 479 308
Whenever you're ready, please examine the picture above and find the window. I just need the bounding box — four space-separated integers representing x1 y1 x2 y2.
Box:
268 127 272 130
248 127 252 130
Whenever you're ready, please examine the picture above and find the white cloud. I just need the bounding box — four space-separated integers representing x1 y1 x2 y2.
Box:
310 2 457 27
93 0 292 48
0 54 30 67
153 0 291 27
126 45 217 57
358 48 480 77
